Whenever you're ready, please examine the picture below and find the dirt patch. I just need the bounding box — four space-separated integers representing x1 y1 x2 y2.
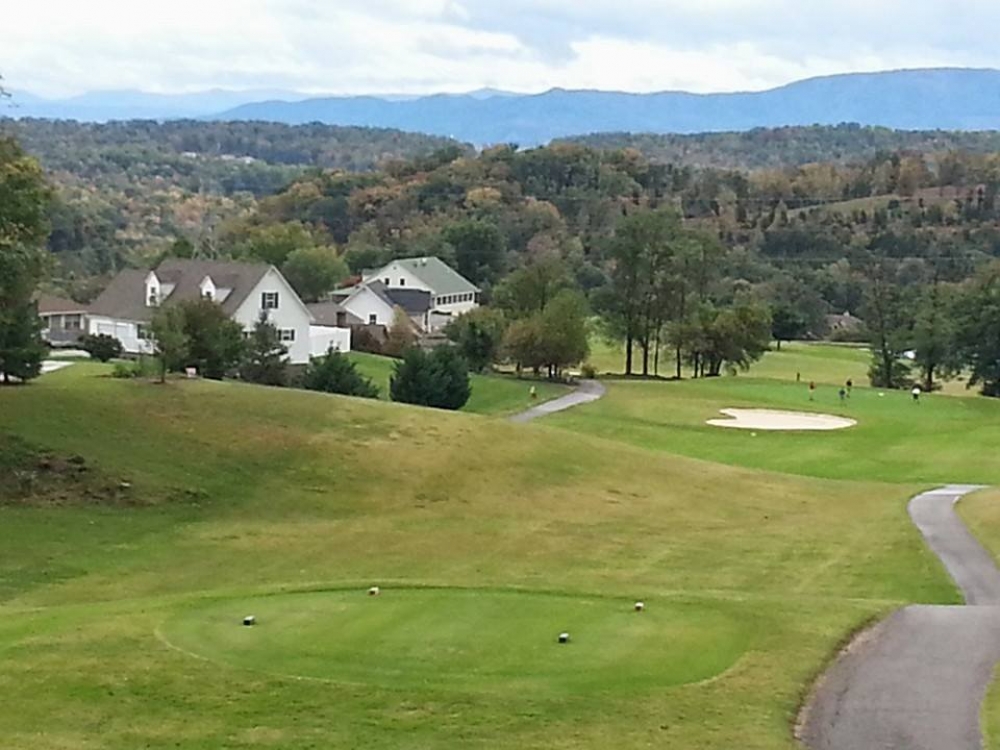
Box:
707 408 857 432
0 434 146 507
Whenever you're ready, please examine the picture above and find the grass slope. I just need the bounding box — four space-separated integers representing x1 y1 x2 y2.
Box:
957 489 1000 749
348 352 570 415
0 364 956 749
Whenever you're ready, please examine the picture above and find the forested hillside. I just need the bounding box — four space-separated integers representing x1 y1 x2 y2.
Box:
563 125 1000 170
0 119 467 294
9 117 1000 392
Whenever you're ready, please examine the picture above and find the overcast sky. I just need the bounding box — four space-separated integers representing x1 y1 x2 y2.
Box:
4 0 1000 97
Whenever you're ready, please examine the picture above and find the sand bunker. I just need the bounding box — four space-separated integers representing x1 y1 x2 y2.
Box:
707 408 857 431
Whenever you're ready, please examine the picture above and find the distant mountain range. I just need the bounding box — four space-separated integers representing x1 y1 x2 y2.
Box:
8 69 1000 145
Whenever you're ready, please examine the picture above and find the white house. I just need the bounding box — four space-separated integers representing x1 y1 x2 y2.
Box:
333 280 433 332
361 256 480 329
87 259 345 365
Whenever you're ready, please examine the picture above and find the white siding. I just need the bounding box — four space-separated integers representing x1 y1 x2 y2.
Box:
340 287 396 327
309 326 352 357
88 315 154 355
433 292 479 318
232 268 314 364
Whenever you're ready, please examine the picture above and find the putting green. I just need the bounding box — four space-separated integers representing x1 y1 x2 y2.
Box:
160 588 747 696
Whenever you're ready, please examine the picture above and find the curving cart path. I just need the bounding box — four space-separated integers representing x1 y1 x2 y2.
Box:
801 485 1000 750
508 379 606 424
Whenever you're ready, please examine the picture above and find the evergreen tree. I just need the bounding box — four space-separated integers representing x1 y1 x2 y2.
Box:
241 313 289 386
302 349 379 398
149 306 189 383
390 347 471 410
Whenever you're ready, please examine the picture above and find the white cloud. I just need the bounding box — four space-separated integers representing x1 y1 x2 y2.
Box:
1 0 998 97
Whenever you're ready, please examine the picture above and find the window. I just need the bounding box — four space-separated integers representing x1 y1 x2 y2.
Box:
384 277 390 285
369 314 378 325
399 278 406 286
137 324 149 340
261 292 279 310
278 329 296 342
203 290 214 301
64 314 82 330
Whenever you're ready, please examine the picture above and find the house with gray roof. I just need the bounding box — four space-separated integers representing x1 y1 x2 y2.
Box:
37 294 89 347
331 279 437 333
360 256 479 330
87 259 325 364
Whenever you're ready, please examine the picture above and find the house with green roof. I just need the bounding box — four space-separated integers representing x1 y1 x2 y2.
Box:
362 257 480 329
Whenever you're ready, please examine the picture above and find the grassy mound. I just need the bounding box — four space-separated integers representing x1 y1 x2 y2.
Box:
0 434 141 507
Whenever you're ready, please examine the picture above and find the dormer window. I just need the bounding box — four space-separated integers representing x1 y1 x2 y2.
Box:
145 272 161 307
200 276 217 302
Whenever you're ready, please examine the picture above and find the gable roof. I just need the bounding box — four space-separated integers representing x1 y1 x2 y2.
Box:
36 294 88 315
306 301 363 327
391 257 479 295
89 260 271 323
367 281 433 316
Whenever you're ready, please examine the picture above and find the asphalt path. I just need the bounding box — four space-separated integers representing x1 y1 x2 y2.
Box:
508 379 606 423
801 485 1000 750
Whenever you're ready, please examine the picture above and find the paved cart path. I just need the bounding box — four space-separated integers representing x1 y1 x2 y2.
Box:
801 485 1000 750
508 379 606 424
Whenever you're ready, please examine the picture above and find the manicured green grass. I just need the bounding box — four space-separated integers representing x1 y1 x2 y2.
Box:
162 589 746 695
348 352 570 415
0 364 957 749
956 489 1000 750
549 376 1000 484
745 342 870 386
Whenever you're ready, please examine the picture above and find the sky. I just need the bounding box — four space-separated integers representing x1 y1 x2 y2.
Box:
3 0 1000 97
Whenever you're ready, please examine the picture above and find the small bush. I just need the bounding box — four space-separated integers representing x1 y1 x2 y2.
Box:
111 358 158 380
111 361 140 379
580 363 597 379
79 333 124 363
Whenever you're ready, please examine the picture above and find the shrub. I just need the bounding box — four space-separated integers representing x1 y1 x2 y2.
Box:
79 333 124 363
390 346 471 410
580 362 597 379
301 350 379 399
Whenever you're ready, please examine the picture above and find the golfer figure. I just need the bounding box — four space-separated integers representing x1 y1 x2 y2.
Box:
839 387 846 403
846 379 853 398
809 381 816 401
530 385 537 401
912 385 921 403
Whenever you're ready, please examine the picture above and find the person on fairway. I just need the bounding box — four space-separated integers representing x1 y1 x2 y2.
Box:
846 379 853 397
809 381 816 401
839 387 846 403
912 385 921 403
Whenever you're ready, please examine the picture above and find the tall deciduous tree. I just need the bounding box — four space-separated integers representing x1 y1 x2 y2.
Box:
445 307 507 373
281 245 349 303
177 299 245 380
0 137 51 384
955 262 1000 397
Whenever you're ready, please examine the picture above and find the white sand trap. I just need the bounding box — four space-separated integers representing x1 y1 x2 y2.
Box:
707 408 857 432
